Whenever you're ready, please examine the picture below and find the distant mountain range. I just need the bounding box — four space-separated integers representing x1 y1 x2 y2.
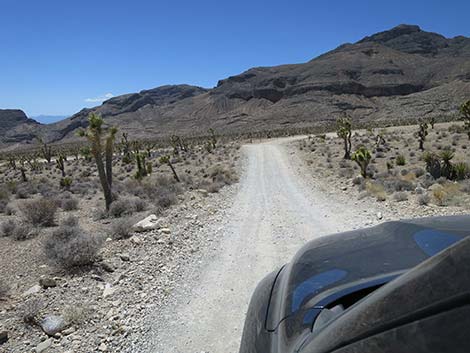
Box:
31 115 68 124
1 24 469 148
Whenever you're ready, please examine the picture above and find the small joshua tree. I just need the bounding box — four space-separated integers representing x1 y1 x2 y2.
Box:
430 116 436 129
78 114 117 211
37 137 53 164
352 146 371 178
416 120 428 151
336 115 352 159
159 155 180 182
460 100 470 140
56 153 66 177
208 128 217 149
120 132 132 164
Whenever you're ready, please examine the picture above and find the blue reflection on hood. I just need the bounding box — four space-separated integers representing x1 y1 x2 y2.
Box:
292 269 347 313
413 229 461 257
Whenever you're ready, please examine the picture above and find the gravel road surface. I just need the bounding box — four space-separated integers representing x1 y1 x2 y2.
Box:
146 138 368 353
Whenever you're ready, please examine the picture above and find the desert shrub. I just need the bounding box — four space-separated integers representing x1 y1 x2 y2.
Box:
396 154 406 166
338 168 354 178
454 162 470 180
432 189 448 206
108 198 133 218
1 219 17 237
1 220 37 241
383 178 413 193
20 197 57 226
0 280 9 298
63 305 90 325
417 193 431 205
0 187 10 213
62 215 79 227
154 189 178 209
62 197 79 211
111 217 134 240
131 197 147 212
44 225 103 269
352 176 364 186
21 298 44 325
366 181 387 201
413 167 426 178
393 192 409 202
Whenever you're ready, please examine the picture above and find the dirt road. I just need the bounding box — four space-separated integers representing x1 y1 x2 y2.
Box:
146 139 367 353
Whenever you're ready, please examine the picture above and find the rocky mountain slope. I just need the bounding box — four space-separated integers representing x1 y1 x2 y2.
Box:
0 110 41 145
2 24 470 146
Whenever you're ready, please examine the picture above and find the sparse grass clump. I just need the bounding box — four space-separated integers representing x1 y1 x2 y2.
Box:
20 197 57 226
44 225 103 269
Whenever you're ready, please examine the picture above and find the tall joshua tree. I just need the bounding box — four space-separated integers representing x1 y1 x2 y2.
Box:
78 114 117 211
460 100 470 140
336 115 352 159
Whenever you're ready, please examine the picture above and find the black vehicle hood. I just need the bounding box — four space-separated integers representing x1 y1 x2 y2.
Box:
266 215 470 332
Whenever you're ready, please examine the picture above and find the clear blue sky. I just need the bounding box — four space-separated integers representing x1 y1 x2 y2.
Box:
1 0 469 117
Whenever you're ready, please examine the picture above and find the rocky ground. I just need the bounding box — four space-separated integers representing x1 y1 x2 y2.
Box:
291 122 470 224
0 142 240 352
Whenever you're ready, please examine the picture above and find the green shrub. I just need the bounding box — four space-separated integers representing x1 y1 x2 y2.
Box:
396 154 406 166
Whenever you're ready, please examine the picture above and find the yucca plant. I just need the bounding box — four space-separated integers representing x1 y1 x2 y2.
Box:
56 153 66 177
77 113 117 211
423 152 441 179
351 146 371 178
439 149 454 179
453 162 470 181
396 154 406 166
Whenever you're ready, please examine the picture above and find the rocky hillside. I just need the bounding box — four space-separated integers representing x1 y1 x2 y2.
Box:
2 24 470 146
0 110 41 145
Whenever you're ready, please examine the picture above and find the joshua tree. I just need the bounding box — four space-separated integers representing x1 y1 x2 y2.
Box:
351 146 371 178
460 100 470 140
159 155 180 182
416 120 428 151
78 114 117 211
36 137 53 164
336 116 352 159
430 116 436 129
18 157 28 182
208 128 217 149
120 132 132 164
56 153 66 177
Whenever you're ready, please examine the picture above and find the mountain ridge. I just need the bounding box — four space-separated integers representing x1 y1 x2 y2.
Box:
1 24 469 147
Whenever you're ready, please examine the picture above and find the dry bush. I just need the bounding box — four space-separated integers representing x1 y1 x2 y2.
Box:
366 181 387 201
21 298 44 325
417 193 431 206
393 192 409 202
0 280 9 298
61 197 79 211
111 217 134 240
1 220 37 241
63 305 90 325
44 225 103 269
109 197 135 218
20 197 58 226
62 215 79 227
